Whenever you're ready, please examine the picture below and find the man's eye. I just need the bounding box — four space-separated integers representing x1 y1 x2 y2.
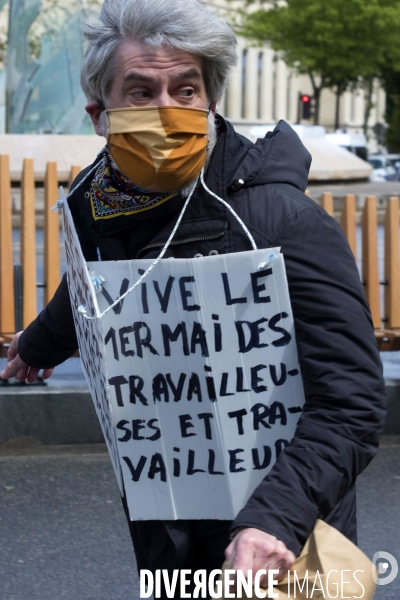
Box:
179 89 195 97
132 91 151 99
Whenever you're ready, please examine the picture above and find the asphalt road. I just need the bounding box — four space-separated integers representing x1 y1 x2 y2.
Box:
0 451 139 600
0 444 399 600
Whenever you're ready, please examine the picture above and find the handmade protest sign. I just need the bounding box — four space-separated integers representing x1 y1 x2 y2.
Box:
62 193 305 521
60 190 122 493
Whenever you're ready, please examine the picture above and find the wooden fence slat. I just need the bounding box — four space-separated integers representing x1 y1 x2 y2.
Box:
340 194 357 259
69 165 81 190
304 189 311 197
384 197 400 329
362 195 381 328
0 154 15 336
321 192 334 216
44 162 60 305
21 158 37 328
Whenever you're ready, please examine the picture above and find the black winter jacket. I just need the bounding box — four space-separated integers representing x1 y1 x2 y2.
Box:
19 118 386 556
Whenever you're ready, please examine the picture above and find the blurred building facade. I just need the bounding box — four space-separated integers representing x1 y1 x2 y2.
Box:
0 0 387 148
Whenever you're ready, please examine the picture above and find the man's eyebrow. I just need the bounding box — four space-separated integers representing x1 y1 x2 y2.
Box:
122 68 202 87
169 68 202 83
122 72 156 86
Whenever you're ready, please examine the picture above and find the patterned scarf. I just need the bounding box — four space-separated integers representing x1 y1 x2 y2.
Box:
90 153 177 220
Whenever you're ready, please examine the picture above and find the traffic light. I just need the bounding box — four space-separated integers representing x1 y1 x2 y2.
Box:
299 93 312 120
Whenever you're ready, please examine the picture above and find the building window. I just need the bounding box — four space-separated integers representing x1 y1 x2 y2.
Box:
351 89 356 123
257 51 263 120
272 54 277 122
287 72 292 121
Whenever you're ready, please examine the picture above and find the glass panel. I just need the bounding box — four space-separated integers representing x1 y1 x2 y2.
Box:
6 0 101 133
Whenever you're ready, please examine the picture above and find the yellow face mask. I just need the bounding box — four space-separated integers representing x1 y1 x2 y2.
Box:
106 106 209 192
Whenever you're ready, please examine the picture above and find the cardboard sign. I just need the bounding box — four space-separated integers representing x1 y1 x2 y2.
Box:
62 194 305 521
60 190 123 493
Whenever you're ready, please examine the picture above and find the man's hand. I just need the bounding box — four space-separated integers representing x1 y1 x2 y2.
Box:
225 527 295 586
0 332 53 383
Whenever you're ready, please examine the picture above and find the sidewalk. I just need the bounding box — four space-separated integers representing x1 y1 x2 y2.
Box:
0 444 399 600
0 359 101 447
1 354 399 445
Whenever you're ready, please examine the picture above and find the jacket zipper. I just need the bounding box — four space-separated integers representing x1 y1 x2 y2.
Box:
136 231 225 259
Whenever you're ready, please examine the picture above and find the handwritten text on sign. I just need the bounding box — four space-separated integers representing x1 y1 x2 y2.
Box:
61 192 122 493
85 245 306 521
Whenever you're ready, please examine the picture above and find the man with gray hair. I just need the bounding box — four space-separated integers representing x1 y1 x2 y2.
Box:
1 0 385 596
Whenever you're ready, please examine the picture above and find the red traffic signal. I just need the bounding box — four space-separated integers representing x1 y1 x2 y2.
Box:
298 93 313 120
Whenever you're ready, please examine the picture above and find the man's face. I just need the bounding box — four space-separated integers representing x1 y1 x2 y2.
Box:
86 40 214 134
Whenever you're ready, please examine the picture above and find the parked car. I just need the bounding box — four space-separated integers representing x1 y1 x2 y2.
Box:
386 154 400 178
368 155 399 182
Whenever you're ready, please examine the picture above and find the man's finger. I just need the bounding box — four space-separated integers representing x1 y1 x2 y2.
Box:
230 534 257 574
252 552 295 580
1 355 54 383
6 331 23 362
42 368 54 380
225 538 236 562
272 542 295 580
27 368 41 384
16 366 29 382
252 553 294 583
225 528 296 588
1 357 25 380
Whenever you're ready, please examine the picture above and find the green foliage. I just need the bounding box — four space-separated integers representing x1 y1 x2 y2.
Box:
235 0 400 125
382 68 400 152
240 0 400 80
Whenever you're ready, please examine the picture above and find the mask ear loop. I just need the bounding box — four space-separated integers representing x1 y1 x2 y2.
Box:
79 167 257 320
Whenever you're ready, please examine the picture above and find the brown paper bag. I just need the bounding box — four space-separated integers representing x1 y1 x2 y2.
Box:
221 519 376 599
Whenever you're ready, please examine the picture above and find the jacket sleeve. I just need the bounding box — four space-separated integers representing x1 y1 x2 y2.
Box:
231 205 386 555
18 272 78 369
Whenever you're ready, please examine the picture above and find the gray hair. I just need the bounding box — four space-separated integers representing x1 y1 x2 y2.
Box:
81 0 237 106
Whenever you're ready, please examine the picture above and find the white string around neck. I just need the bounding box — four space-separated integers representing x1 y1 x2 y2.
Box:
200 169 257 251
78 166 258 320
